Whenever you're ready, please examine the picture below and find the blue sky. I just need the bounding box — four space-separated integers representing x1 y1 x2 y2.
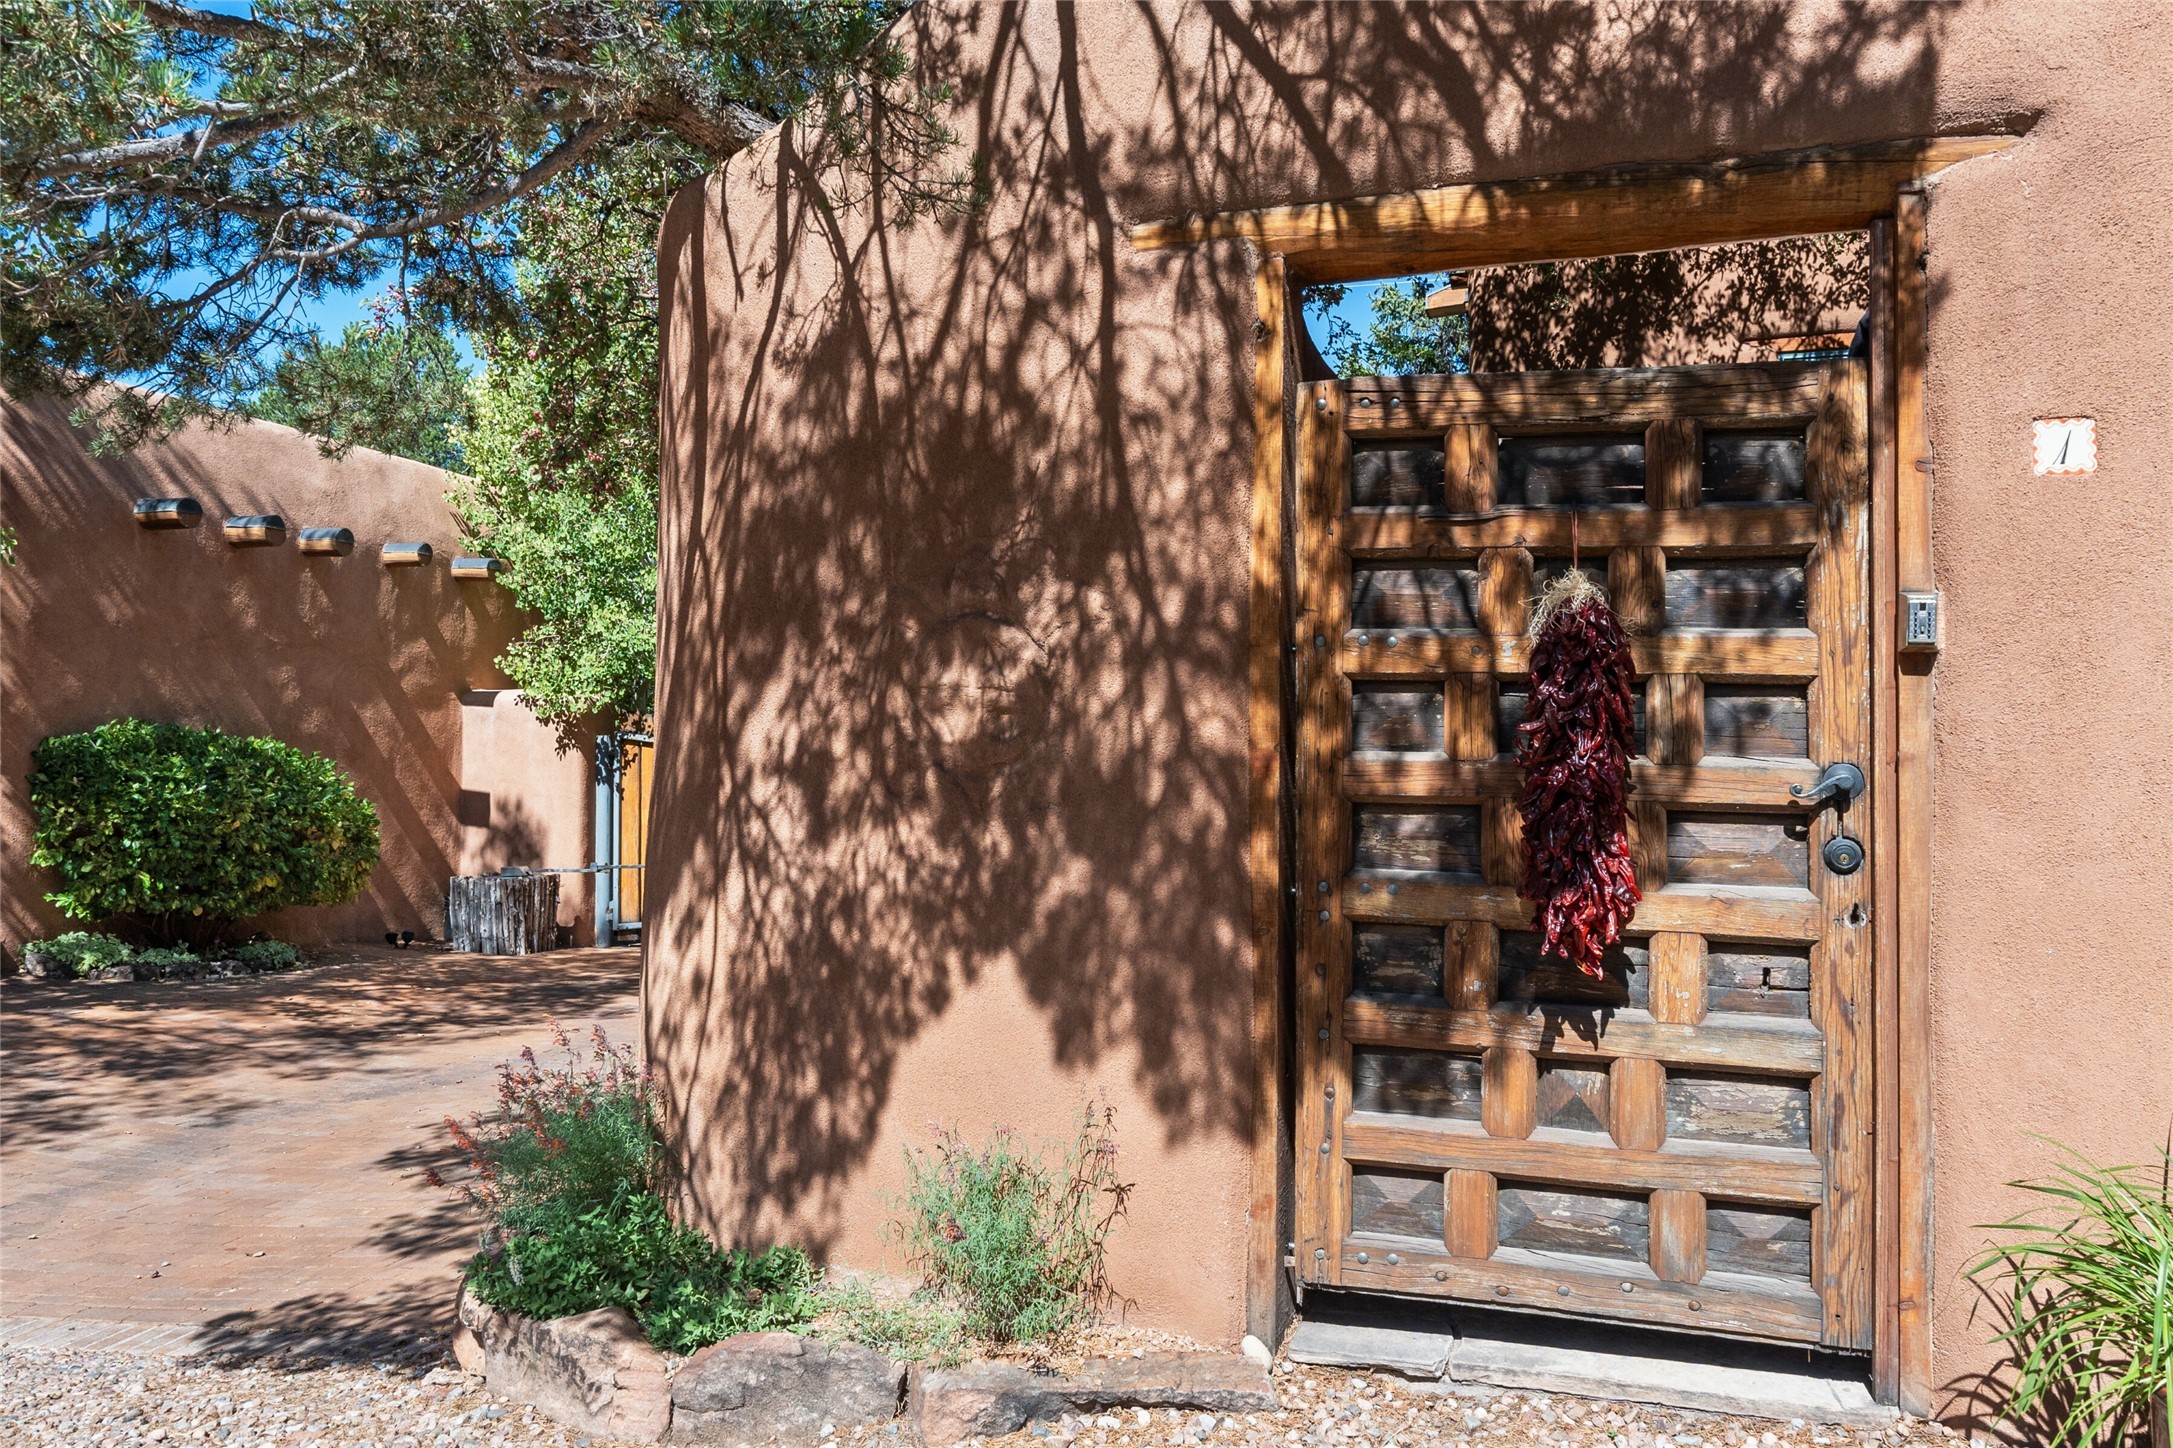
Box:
177 1 1392 370
166 2 387 352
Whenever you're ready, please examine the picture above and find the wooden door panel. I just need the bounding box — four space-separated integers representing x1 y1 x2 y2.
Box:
1294 361 1874 1348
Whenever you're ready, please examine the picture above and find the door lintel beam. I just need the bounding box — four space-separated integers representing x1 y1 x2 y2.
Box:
1131 133 2020 283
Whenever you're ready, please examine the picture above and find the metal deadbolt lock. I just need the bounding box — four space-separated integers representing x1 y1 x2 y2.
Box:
1823 835 1866 875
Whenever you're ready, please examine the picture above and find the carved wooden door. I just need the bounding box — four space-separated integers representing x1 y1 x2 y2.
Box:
1292 361 1872 1347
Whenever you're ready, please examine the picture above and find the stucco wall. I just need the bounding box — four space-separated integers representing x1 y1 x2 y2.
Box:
458 689 599 940
1 394 595 951
648 0 2173 1403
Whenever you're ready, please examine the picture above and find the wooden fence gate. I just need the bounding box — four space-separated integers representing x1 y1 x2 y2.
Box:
1293 360 1874 1348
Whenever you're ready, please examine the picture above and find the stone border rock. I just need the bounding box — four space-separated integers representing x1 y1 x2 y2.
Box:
914 1353 1278 1444
457 1288 673 1442
453 1287 1277 1446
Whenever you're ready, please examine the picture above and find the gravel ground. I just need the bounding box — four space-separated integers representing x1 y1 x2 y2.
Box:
974 1364 1969 1448
0 1348 636 1448
0 1347 1974 1448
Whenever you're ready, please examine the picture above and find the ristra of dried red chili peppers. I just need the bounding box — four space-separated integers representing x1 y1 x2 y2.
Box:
1516 566 1641 977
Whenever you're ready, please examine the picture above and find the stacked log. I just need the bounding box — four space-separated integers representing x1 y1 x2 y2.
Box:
446 871 559 955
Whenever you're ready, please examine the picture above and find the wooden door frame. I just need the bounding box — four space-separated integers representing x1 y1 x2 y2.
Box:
1137 137 2002 1411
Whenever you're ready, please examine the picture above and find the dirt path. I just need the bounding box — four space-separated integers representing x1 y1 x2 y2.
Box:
0 944 640 1360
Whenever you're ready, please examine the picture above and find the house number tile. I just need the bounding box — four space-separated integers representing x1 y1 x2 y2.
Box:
2032 417 2097 475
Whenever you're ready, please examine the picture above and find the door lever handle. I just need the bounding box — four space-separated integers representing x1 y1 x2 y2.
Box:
1791 761 1865 809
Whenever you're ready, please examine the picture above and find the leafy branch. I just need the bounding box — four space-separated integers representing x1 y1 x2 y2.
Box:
3 0 975 448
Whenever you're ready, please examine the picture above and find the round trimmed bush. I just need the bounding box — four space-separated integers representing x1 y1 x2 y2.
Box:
29 720 380 946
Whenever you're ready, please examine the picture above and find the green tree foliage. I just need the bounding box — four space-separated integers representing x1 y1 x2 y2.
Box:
3 0 970 447
28 719 380 947
1306 273 1471 378
451 161 664 732
246 294 473 467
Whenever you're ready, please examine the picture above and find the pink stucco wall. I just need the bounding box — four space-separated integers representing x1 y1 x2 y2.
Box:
647 0 2172 1410
1 394 596 953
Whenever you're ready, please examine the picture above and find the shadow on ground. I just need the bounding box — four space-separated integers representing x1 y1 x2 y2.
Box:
0 945 640 1150
193 1278 454 1367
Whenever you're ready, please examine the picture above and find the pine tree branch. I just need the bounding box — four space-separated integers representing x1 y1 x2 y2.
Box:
267 120 616 262
28 63 363 180
134 0 289 46
31 109 297 180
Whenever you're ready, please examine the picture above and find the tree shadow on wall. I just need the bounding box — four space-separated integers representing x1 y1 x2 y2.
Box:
642 1 1957 1257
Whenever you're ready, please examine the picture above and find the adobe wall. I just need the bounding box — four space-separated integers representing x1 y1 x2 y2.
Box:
648 0 2173 1405
457 689 599 909
0 394 596 951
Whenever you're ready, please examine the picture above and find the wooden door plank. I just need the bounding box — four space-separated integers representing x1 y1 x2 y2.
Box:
1646 674 1707 766
1610 546 1668 637
1610 1057 1668 1151
1343 754 1817 807
1648 931 1710 1026
1444 677 1495 760
1347 503 1819 557
1344 630 1821 680
1893 189 1936 1413
1338 363 1825 429
1337 1241 1826 1342
1482 801 1525 892
1651 1189 1709 1283
1631 801 1670 894
1242 258 1294 1344
1478 546 1533 639
1343 878 1823 944
1342 997 1827 1074
1447 919 1500 1012
1446 1168 1498 1259
1806 361 1876 1350
1866 216 1905 1406
1129 136 2019 284
1482 1046 1538 1139
1646 418 1702 510
1293 379 1350 1280
1444 424 1497 513
1343 1115 1824 1206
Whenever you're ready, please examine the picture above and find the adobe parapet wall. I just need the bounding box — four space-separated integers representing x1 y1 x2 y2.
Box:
1 393 594 950
647 0 2173 1413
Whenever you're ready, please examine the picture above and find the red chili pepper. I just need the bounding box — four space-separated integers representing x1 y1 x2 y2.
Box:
1516 581 1640 977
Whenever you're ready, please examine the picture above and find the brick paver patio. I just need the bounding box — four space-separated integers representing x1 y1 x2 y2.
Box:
0 945 640 1359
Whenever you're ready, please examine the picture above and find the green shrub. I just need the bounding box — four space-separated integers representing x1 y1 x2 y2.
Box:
468 1192 818 1354
231 940 300 971
445 1026 818 1353
129 946 199 972
28 720 379 947
1966 1141 2173 1447
816 1279 968 1367
895 1107 1132 1347
27 931 131 977
447 1026 658 1219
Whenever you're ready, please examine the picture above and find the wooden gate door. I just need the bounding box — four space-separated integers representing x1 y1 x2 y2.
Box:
1293 361 1873 1348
